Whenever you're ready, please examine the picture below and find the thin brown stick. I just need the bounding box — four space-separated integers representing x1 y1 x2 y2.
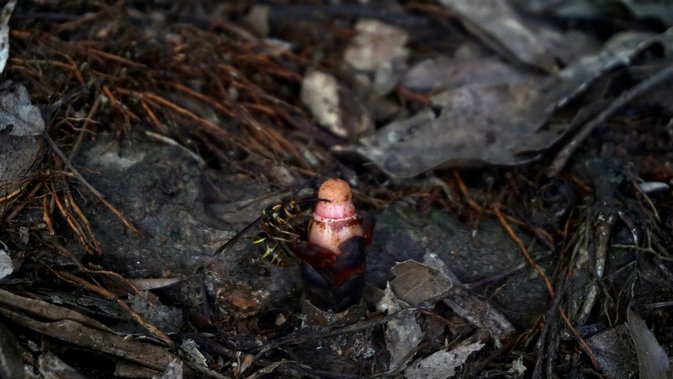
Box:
42 191 55 236
4 181 42 221
140 98 166 133
102 85 137 130
548 63 673 177
79 45 145 69
52 183 93 252
54 270 173 347
494 206 555 297
58 52 86 86
493 207 600 370
69 91 102 162
452 170 554 245
62 180 101 253
0 181 27 204
118 88 233 140
42 132 142 235
169 81 236 119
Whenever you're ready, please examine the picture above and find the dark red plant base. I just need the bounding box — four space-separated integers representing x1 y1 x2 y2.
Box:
291 236 367 312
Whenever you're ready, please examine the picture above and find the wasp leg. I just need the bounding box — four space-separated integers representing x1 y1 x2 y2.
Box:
261 222 301 243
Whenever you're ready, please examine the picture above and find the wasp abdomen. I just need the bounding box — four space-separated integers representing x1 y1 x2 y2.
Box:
252 231 287 267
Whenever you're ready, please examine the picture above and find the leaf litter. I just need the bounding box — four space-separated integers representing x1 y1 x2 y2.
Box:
0 1 672 378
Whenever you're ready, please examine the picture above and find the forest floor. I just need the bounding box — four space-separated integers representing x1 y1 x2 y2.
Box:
1 1 673 378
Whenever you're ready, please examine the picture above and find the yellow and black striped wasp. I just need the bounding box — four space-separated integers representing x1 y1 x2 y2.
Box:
213 193 326 267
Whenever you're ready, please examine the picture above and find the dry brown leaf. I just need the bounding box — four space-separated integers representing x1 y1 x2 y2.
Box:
390 260 453 305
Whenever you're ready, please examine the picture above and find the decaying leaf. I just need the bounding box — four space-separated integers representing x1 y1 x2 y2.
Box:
507 356 527 377
376 284 424 371
438 0 556 72
127 293 184 333
346 28 673 178
159 359 183 379
403 340 485 379
402 57 535 93
390 260 453 305
301 69 374 139
180 339 208 370
344 19 409 95
549 0 673 27
586 324 638 378
0 321 23 379
627 307 672 379
215 285 269 318
0 82 45 195
129 277 182 291
0 0 16 74
0 306 178 373
0 244 12 280
395 256 514 348
38 352 87 379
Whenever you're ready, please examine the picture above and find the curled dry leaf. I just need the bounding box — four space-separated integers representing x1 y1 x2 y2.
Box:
403 340 485 379
438 0 556 72
0 83 45 196
301 69 374 140
376 284 424 371
627 307 672 379
349 80 539 178
344 19 409 95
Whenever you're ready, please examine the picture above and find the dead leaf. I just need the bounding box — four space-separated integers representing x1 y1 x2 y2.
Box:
159 359 183 379
344 19 409 95
0 307 178 372
390 260 453 305
0 321 23 379
0 245 12 280
0 0 16 74
627 307 672 379
586 324 638 378
0 288 112 332
345 28 673 178
550 0 673 27
129 277 182 291
127 294 184 333
438 0 557 72
38 352 87 379
403 340 485 378
0 82 45 195
376 284 424 371
216 285 269 318
301 69 374 139
402 57 535 93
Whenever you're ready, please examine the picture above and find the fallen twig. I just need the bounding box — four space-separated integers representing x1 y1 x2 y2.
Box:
548 63 673 177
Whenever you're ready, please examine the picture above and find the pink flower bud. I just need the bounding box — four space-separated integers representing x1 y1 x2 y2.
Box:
308 178 364 255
